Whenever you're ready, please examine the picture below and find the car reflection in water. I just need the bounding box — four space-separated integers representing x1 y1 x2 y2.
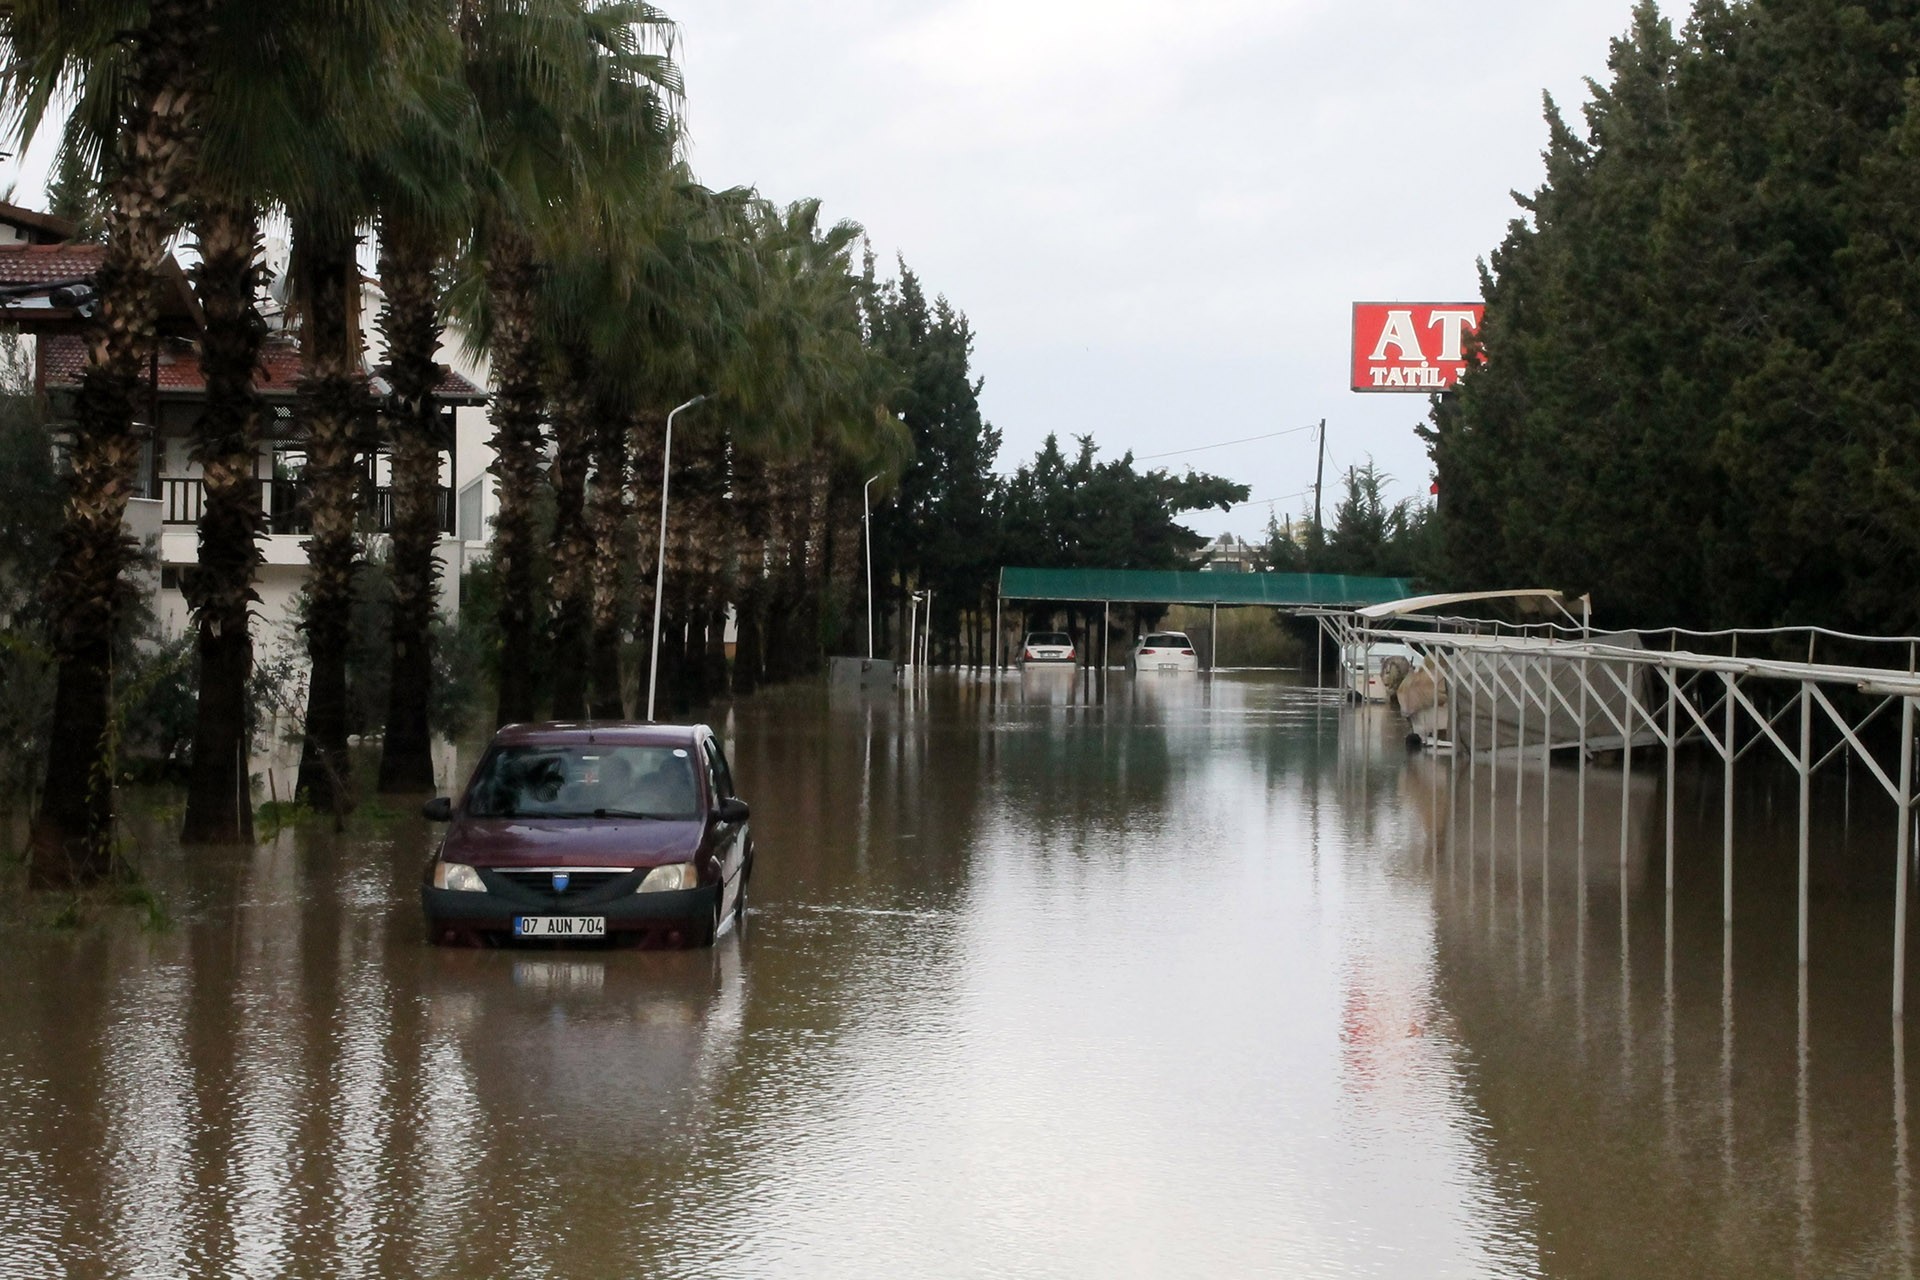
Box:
1016 660 1088 707
421 938 748 1149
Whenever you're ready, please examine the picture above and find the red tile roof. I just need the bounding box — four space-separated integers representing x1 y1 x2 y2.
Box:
0 242 106 285
39 332 488 403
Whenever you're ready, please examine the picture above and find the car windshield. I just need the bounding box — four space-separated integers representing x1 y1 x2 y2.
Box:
466 744 702 819
1141 633 1189 647
1028 633 1071 645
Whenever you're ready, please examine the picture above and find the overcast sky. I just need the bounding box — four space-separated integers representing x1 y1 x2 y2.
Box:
666 0 1642 541
1 1 1642 543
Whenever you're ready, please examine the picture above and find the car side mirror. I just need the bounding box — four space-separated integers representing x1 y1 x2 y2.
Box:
714 796 750 824
422 796 453 822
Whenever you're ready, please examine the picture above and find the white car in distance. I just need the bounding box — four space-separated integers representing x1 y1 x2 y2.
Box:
1131 631 1199 673
1020 631 1077 665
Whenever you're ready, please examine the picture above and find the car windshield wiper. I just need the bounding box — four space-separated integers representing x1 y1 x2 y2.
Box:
589 808 674 820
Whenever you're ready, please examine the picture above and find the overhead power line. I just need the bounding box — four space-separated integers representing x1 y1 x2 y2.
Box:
1223 486 1315 512
1137 422 1320 461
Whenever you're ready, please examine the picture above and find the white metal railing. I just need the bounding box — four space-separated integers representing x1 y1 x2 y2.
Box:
1319 607 1920 1018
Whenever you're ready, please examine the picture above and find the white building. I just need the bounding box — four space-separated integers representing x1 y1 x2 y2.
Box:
0 202 500 655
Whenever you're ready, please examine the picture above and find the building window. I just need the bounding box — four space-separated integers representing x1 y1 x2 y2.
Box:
457 478 484 542
132 436 156 500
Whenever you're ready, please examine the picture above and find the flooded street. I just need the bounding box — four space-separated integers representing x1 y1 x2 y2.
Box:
4 671 1918 1277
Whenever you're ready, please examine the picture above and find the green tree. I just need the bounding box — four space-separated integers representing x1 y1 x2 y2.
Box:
1321 460 1427 577
370 16 484 791
1429 0 1920 635
1262 512 1307 572
455 0 680 727
864 261 998 659
8 0 218 884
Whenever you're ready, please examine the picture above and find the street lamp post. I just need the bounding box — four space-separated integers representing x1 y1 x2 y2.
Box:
906 591 919 673
646 394 707 722
921 588 933 670
862 474 880 660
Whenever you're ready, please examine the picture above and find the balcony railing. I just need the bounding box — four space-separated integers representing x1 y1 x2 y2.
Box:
160 477 454 536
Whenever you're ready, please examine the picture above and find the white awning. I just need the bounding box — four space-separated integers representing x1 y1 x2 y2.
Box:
1354 588 1584 622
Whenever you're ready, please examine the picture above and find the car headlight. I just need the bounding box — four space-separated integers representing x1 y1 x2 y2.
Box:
432 861 485 892
636 863 697 893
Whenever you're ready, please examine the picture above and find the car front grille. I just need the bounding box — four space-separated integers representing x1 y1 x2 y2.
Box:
491 869 629 896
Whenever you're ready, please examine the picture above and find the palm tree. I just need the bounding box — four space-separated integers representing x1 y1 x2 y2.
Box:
534 244 640 719
288 209 369 812
13 5 267 843
177 189 265 841
373 210 454 791
455 0 680 727
7 0 218 884
588 176 746 716
696 199 900 700
287 1 460 812
372 17 476 793
179 0 424 835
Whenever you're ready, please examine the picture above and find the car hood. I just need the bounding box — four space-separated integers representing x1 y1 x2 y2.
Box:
443 816 706 868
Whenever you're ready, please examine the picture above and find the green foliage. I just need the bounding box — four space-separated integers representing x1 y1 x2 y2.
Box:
1429 0 1920 632
1262 512 1308 572
1163 604 1304 668
115 633 197 780
0 381 60 805
45 143 109 240
865 261 1001 631
1000 433 1248 571
114 881 172 932
1318 460 1431 578
431 604 491 741
0 383 199 796
254 797 316 839
346 557 393 739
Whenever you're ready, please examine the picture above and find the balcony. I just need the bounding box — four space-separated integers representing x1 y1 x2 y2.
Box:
160 476 454 536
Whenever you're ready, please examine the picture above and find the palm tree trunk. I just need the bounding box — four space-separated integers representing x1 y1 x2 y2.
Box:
728 446 770 696
292 215 367 814
674 423 727 708
586 404 637 719
546 345 594 719
483 225 545 726
30 0 211 887
181 198 265 842
375 215 443 793
800 448 832 673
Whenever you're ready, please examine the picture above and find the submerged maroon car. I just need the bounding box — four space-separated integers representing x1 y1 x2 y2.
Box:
420 722 752 947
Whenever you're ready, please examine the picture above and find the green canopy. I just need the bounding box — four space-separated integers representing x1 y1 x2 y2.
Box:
996 567 1414 608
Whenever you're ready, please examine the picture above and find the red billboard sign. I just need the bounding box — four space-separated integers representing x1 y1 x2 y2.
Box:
1350 302 1484 392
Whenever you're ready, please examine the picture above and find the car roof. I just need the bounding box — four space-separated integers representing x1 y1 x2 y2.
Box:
488 721 707 748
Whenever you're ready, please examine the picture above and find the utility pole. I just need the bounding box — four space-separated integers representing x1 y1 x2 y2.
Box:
1311 417 1327 548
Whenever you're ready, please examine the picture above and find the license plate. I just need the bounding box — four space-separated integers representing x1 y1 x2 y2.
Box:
513 916 606 938
1157 662 1182 670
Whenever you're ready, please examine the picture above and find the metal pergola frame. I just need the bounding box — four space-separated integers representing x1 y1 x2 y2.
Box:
1322 606 1920 1018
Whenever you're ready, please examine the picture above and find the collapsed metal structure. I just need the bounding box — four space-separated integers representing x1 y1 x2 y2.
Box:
1315 592 1920 1017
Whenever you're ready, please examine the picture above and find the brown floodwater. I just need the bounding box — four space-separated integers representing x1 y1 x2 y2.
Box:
3 671 1918 1278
